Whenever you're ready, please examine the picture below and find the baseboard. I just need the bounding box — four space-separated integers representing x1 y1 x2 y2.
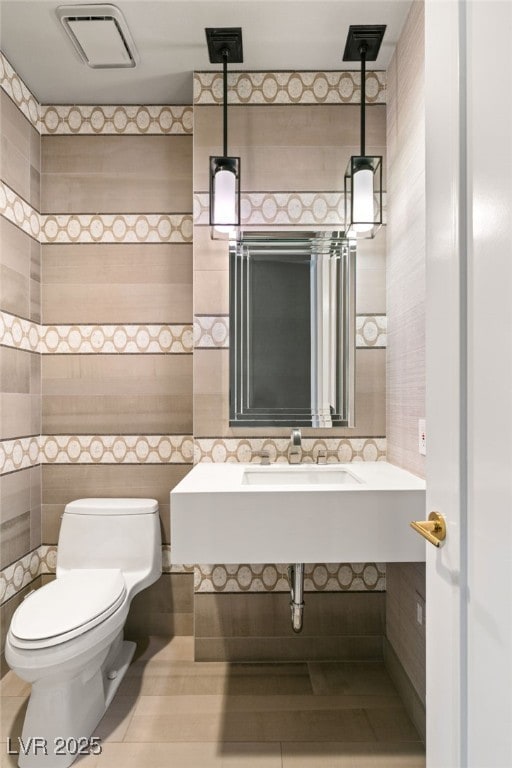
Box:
383 637 426 743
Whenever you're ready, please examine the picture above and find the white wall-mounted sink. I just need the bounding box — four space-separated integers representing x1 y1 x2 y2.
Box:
170 461 426 564
242 466 362 486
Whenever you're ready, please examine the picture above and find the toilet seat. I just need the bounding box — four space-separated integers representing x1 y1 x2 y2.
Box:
9 569 127 650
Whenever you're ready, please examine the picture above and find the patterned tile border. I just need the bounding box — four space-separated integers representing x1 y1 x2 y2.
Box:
40 105 193 135
194 562 386 593
194 71 386 106
0 547 384 606
0 312 193 354
39 323 193 354
0 545 54 605
193 315 387 350
194 437 386 464
0 435 194 474
0 181 40 240
0 311 40 352
194 191 386 228
0 437 41 475
0 548 41 604
357 315 387 348
194 315 229 349
40 213 193 244
1 182 192 245
194 191 345 227
38 435 194 466
0 52 41 132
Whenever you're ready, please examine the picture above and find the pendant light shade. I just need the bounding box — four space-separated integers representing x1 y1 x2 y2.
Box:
343 25 385 239
210 157 240 234
206 28 243 238
344 155 383 236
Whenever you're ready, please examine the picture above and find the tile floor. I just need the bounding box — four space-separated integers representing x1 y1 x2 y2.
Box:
1 636 425 767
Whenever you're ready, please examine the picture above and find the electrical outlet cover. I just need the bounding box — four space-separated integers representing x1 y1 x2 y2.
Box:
418 418 426 456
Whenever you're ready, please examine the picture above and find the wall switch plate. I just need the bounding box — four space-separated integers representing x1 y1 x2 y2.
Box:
418 418 426 456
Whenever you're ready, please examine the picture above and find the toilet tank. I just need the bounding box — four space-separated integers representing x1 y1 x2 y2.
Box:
57 498 162 587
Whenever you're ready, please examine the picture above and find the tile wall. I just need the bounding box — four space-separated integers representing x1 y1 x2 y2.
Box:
385 0 426 740
2 51 391 665
192 71 389 658
0 64 42 662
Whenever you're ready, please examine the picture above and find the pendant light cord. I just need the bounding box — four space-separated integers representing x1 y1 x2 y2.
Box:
359 42 367 157
222 48 228 157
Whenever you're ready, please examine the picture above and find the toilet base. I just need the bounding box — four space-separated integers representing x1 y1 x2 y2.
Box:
17 635 135 768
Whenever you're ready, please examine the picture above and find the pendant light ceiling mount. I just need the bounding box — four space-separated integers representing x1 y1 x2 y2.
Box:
343 24 386 239
342 25 386 62
205 28 243 64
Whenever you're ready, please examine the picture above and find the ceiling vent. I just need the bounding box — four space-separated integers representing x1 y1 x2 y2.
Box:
56 4 139 68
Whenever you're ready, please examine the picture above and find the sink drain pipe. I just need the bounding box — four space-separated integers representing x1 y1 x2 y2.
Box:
288 563 305 633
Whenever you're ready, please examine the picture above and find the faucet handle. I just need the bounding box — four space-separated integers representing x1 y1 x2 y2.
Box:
315 448 339 464
253 449 271 465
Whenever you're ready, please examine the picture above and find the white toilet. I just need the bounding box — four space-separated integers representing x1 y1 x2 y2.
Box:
5 498 162 768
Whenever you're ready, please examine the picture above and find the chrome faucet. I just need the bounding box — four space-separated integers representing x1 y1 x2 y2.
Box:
288 428 302 464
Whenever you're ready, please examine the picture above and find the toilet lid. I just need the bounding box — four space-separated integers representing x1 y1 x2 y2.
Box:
10 570 126 647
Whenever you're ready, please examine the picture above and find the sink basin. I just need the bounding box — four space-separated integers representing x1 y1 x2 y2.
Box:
242 466 362 486
171 461 426 564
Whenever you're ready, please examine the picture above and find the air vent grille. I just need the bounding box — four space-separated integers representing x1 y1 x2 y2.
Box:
56 4 139 68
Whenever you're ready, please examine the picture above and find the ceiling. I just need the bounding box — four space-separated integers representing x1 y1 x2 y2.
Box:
0 0 412 104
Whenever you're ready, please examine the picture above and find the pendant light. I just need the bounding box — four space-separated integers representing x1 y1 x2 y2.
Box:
206 27 243 238
343 25 386 238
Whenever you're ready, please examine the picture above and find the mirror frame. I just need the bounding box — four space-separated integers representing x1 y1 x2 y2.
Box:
229 231 356 428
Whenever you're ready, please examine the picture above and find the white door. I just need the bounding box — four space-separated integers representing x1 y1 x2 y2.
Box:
425 2 512 766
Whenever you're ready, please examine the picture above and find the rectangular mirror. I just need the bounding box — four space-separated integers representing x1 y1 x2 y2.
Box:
230 231 356 427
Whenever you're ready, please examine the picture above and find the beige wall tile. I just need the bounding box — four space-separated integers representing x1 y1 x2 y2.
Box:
386 0 425 480
194 592 384 662
0 511 30 570
385 0 426 717
42 243 192 324
41 135 192 214
194 269 229 315
193 105 386 192
195 592 384 638
29 466 41 551
0 264 29 319
42 354 192 434
0 90 40 209
41 464 191 544
0 393 40 439
384 639 426 743
385 562 426 705
0 348 31 394
193 226 229 272
0 218 40 320
42 395 191 434
357 229 387 315
0 470 31 525
125 573 193 638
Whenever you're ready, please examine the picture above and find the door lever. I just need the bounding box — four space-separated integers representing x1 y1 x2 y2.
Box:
410 511 446 548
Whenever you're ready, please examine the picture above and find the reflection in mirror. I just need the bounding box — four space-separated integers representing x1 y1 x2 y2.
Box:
230 232 356 427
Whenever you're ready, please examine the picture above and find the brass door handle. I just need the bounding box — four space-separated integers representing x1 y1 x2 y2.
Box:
410 511 446 548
